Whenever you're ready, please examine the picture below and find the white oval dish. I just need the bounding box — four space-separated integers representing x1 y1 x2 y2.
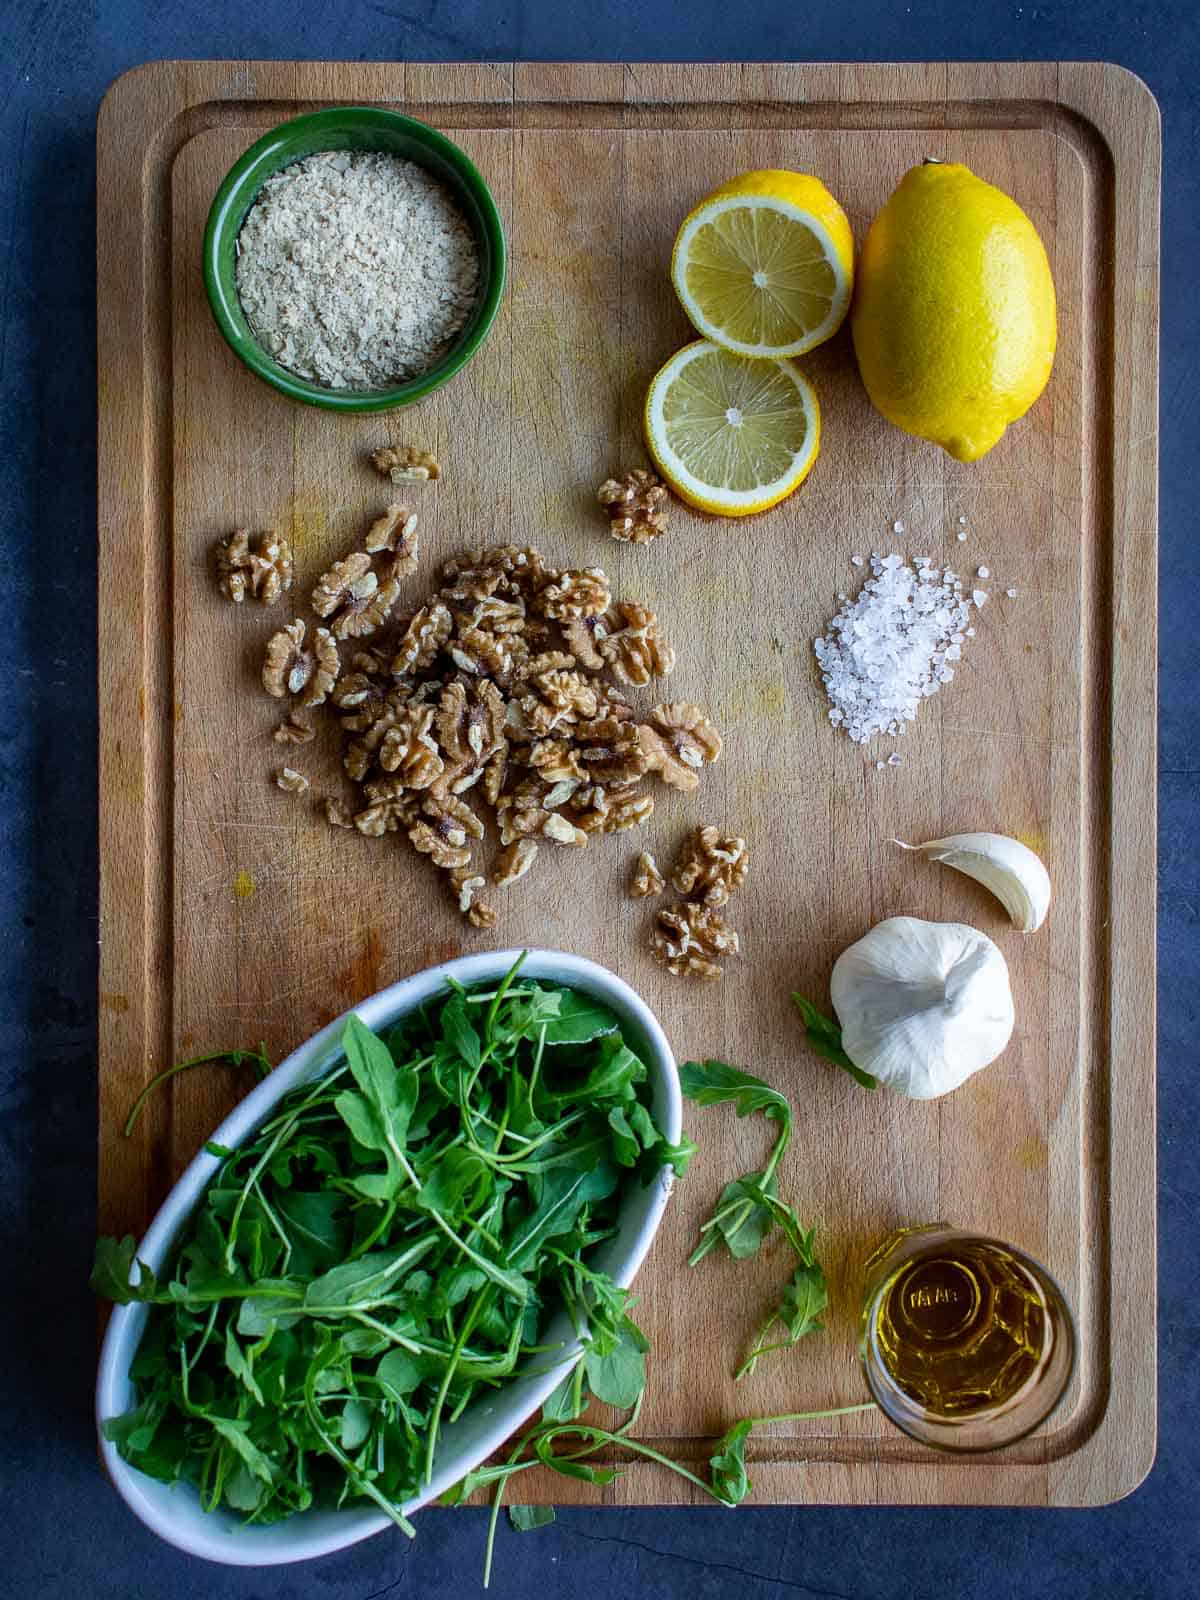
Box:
96 948 680 1567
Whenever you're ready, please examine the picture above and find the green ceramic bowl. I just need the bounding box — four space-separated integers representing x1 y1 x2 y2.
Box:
202 107 506 412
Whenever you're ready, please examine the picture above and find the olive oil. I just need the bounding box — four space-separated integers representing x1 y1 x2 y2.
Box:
859 1226 1076 1450
873 1239 1048 1414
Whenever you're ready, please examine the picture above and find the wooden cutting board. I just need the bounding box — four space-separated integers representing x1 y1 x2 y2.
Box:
96 60 1160 1509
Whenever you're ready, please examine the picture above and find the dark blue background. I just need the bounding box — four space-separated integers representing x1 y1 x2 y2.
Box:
2 3 1195 1597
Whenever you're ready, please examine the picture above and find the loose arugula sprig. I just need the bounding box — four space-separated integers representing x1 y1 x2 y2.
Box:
122 1044 273 1136
790 994 878 1090
680 1060 828 1379
93 960 692 1532
443 1364 876 1584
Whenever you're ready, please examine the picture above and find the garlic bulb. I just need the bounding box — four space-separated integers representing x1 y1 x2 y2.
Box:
830 917 1015 1099
894 832 1051 933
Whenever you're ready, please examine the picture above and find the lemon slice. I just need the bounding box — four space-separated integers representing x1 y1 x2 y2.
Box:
644 340 820 516
672 170 854 358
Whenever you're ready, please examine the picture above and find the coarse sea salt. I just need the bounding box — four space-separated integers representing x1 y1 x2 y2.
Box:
813 554 981 744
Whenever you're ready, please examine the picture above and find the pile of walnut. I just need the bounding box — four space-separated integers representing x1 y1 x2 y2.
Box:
631 826 749 980
256 513 723 930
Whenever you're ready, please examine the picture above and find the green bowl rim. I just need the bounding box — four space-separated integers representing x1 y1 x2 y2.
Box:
201 106 507 412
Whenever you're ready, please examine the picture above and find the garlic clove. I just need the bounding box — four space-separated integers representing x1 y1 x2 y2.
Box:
830 916 1015 1099
894 831 1051 933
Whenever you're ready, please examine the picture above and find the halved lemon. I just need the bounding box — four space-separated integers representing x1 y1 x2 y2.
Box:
671 170 854 358
644 340 820 516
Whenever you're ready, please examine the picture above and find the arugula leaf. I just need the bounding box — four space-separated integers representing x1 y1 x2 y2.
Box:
508 1504 556 1531
775 1262 828 1339
224 1326 264 1405
736 1260 829 1382
208 1416 280 1489
648 1133 698 1179
606 1106 640 1167
272 1189 345 1275
540 1365 589 1422
790 994 878 1089
305 1241 434 1310
583 1315 648 1409
440 993 483 1072
541 991 621 1046
415 1147 490 1221
709 1418 754 1505
506 1165 617 1271
679 1060 793 1135
546 1034 646 1104
337 1015 421 1197
682 1056 830 1379
122 1044 272 1137
688 1172 779 1265
90 1235 157 1303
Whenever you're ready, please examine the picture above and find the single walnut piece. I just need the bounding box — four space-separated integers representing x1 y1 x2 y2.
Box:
448 627 509 679
493 838 538 887
370 444 441 483
378 704 444 790
537 568 611 621
639 703 723 792
672 825 750 907
214 528 252 602
262 619 339 707
392 602 453 677
561 614 609 671
214 529 294 604
570 781 653 835
409 793 484 870
630 850 665 898
324 796 356 830
600 602 676 687
543 812 588 847
529 668 599 730
465 594 526 635
574 716 649 784
447 865 498 928
274 767 310 795
597 469 670 544
529 738 584 783
312 551 400 640
354 776 419 836
481 747 508 807
651 902 740 980
273 709 315 745
443 544 552 599
520 650 578 681
495 778 554 846
364 504 421 578
434 678 507 793
332 671 394 733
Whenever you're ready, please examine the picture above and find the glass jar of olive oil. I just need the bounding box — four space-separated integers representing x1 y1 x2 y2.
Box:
859 1225 1076 1451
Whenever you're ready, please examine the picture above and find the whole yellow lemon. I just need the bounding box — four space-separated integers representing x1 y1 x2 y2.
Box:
850 161 1056 462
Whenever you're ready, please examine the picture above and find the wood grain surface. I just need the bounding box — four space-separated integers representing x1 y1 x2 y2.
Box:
96 60 1160 1509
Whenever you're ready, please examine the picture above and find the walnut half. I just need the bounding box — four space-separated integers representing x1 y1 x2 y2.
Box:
639 703 722 792
365 504 421 578
630 850 664 898
599 603 675 688
213 528 294 605
262 620 339 707
651 902 740 980
370 445 441 483
597 469 670 544
671 825 750 907
312 552 400 640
